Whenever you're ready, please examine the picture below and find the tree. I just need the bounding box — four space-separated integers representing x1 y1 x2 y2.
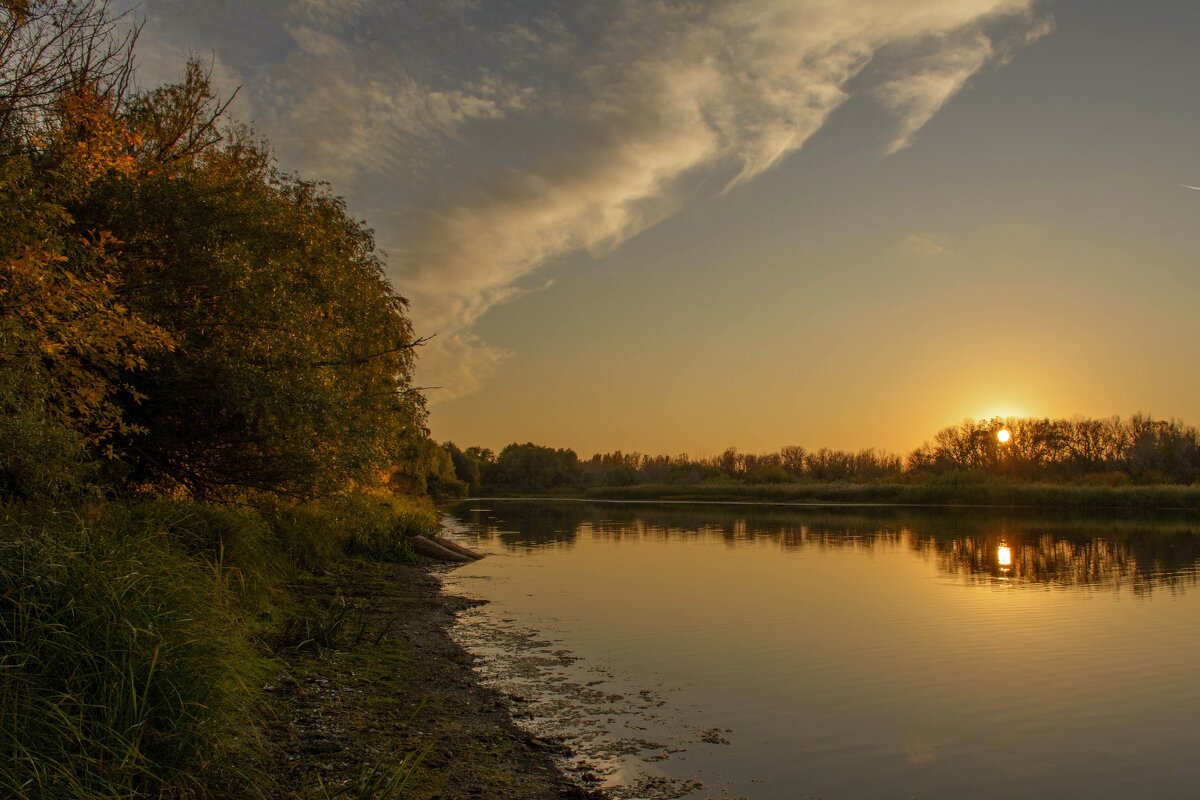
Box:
2 4 431 500
1 14 172 452
88 87 428 498
443 441 482 492
0 0 137 142
486 443 580 493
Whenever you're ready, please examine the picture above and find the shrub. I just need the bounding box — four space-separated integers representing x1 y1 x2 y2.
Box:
269 494 440 570
112 500 287 612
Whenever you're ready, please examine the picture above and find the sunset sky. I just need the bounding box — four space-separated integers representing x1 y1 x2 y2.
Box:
125 0 1200 457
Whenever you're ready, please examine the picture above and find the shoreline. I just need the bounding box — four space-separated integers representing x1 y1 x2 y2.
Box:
465 482 1200 512
258 559 603 799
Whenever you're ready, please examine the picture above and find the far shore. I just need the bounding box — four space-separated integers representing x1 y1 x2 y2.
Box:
457 481 1200 511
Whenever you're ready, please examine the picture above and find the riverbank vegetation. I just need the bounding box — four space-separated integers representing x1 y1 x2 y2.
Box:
1 3 451 797
444 414 1200 508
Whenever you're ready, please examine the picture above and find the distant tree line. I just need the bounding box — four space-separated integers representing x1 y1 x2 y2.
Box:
441 414 1200 495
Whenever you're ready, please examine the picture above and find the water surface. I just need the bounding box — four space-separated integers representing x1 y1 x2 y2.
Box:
440 500 1200 799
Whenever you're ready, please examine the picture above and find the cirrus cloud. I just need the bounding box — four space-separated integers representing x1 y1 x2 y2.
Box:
123 0 1053 399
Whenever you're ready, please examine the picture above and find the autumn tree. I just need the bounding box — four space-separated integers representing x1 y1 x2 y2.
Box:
1 3 172 495
2 2 430 501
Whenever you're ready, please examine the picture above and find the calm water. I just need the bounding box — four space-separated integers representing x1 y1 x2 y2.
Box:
439 500 1200 800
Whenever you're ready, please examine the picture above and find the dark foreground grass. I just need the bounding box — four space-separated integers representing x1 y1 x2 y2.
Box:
0 493 442 800
582 480 1200 510
0 505 268 799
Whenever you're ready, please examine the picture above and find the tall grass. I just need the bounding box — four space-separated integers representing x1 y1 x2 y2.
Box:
117 500 286 611
0 505 267 800
270 495 440 570
0 487 439 799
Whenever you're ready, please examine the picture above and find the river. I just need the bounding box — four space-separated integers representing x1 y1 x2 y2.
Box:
439 500 1200 800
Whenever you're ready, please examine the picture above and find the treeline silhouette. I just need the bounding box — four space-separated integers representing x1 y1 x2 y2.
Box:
443 414 1200 495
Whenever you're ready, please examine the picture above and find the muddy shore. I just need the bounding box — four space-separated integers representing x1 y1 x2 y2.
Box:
259 558 604 799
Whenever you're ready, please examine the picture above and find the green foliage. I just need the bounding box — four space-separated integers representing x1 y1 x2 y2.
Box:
0 7 447 798
277 594 356 652
270 495 440 571
87 101 427 499
271 503 349 573
921 415 1200 483
336 495 439 561
442 442 482 492
0 503 267 799
485 442 581 493
3 25 429 502
0 375 94 501
114 499 286 611
391 439 467 499
0 91 174 451
475 415 1200 498
422 443 468 499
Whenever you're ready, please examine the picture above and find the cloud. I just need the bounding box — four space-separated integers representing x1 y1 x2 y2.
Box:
124 0 1054 401
393 1 1053 396
898 232 952 259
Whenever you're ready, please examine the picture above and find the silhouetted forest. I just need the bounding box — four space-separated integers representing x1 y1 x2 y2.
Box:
444 414 1200 495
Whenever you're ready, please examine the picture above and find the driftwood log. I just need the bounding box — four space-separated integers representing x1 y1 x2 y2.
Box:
431 537 485 561
410 535 484 563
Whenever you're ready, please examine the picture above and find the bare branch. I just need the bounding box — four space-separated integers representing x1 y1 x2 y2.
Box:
308 334 435 368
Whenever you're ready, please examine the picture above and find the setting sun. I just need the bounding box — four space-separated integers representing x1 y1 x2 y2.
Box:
997 429 1012 444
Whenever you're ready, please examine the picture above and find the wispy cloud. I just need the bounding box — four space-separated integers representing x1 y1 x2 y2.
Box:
126 0 1053 399
394 1 1053 395
898 232 952 259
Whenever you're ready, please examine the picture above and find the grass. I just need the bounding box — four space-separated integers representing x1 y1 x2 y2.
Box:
315 744 431 800
270 494 440 571
0 491 439 799
275 593 392 652
0 504 268 799
581 479 1200 510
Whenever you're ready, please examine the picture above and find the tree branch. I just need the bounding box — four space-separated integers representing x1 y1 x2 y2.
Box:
308 334 434 367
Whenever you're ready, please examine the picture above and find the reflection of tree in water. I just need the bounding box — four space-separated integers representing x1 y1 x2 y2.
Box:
446 501 1200 593
449 500 906 551
913 530 1200 593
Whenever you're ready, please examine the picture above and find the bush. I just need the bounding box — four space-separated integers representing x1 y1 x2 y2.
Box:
270 503 349 573
0 505 267 799
114 500 286 612
0 378 95 502
269 494 440 570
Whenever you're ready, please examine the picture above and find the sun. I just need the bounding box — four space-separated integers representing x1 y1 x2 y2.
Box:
997 429 1012 444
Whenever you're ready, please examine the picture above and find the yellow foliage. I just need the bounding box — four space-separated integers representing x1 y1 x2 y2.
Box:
62 89 138 176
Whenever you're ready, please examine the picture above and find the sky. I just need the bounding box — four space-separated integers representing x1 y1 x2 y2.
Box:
122 0 1200 458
